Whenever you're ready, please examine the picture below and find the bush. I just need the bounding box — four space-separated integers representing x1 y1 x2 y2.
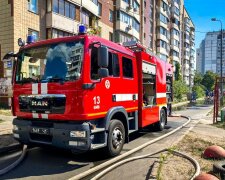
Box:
192 85 205 98
173 80 189 102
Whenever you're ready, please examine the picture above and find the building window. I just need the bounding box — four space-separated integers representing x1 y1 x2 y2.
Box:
144 0 146 8
28 29 39 41
47 28 72 39
53 0 59 13
98 3 102 16
144 17 146 24
59 0 65 15
159 13 168 24
52 0 76 20
28 0 38 14
157 40 167 49
123 0 129 4
69 4 75 19
122 57 133 78
133 0 139 12
159 26 168 37
47 0 52 12
92 0 98 5
161 0 168 11
65 1 70 17
109 10 113 22
81 10 89 26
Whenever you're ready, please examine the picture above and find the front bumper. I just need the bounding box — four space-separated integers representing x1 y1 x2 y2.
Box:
13 118 94 153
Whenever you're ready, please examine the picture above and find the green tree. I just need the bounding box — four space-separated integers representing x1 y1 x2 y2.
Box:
194 72 203 85
173 80 189 102
174 62 181 81
201 71 217 91
192 85 205 98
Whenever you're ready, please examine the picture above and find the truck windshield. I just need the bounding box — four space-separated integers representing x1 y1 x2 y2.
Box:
16 40 84 84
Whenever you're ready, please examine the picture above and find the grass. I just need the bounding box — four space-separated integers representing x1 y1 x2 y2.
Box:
213 122 225 130
0 109 12 116
0 119 4 123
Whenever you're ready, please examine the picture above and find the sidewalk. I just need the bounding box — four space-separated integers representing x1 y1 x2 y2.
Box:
0 114 14 135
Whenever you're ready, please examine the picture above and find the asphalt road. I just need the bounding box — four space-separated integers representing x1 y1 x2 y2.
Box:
0 104 213 180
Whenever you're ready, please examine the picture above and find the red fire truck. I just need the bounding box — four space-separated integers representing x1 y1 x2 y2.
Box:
7 26 173 156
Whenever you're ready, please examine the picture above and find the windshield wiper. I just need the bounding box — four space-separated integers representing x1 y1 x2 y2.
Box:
44 77 65 84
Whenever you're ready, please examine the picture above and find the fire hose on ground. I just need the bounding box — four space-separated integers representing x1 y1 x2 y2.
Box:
91 148 201 180
69 115 202 180
0 145 27 176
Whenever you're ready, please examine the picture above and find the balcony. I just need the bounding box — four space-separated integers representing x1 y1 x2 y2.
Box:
82 0 98 16
157 33 169 44
160 7 170 19
116 1 140 22
184 38 190 44
171 44 180 52
116 21 140 40
157 19 169 31
171 33 180 41
184 54 190 60
171 55 179 63
184 17 190 26
157 47 168 57
171 22 179 31
46 12 79 33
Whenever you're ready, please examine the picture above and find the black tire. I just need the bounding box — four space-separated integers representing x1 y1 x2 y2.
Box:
105 120 125 157
156 109 166 131
213 161 225 179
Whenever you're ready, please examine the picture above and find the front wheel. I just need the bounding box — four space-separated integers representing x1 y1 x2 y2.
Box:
156 109 166 131
105 120 125 157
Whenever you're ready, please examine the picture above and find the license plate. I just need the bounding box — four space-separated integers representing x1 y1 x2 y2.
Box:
31 127 50 135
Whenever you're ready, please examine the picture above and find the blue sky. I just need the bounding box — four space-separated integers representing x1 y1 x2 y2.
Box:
184 0 225 48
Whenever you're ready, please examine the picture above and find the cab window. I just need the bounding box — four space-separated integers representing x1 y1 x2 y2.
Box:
122 57 133 78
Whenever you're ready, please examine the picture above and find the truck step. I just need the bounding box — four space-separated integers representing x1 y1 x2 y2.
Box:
91 128 105 133
129 129 137 134
91 143 106 150
128 117 134 121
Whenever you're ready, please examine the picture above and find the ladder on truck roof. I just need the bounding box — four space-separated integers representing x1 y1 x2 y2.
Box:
122 40 160 59
123 41 146 52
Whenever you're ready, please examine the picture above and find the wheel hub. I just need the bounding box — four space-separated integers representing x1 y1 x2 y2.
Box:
112 128 123 149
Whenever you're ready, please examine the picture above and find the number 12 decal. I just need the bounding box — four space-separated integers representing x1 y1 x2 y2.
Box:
93 96 100 109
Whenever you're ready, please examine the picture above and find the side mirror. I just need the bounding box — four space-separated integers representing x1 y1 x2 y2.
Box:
2 52 16 62
98 46 108 67
98 68 109 78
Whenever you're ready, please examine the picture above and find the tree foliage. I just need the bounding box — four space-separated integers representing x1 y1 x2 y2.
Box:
192 85 205 98
173 80 189 102
174 62 181 81
201 71 217 91
194 72 203 85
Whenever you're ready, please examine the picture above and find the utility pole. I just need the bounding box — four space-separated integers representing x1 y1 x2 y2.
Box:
211 18 223 107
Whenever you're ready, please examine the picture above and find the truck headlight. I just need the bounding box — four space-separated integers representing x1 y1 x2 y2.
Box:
70 131 86 138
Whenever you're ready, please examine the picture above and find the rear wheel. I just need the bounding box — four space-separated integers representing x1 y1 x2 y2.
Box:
156 109 166 131
105 120 125 157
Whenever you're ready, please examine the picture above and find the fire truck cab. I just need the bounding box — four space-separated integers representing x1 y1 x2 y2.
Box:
10 27 173 156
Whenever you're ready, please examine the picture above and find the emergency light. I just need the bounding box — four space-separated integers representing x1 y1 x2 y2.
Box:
78 24 87 35
27 35 36 44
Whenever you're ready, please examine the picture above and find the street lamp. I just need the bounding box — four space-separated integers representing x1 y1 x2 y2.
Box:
211 18 223 106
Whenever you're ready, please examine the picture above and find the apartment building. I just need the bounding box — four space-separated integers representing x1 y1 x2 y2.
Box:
196 40 205 74
0 0 195 85
196 31 225 76
180 7 195 86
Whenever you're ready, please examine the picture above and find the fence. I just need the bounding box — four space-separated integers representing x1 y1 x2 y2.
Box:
0 78 12 108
